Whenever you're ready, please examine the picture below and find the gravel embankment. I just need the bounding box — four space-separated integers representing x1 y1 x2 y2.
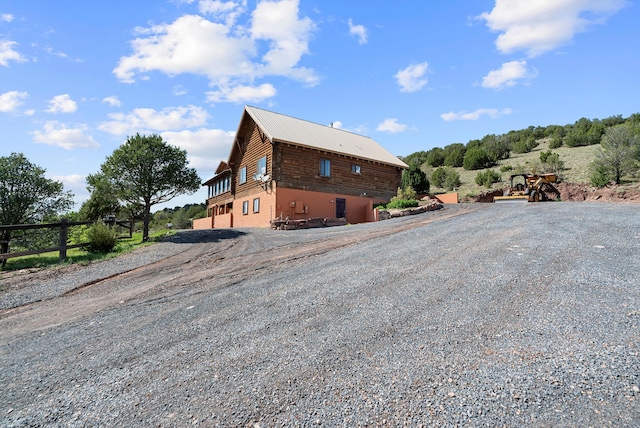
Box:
1 202 639 427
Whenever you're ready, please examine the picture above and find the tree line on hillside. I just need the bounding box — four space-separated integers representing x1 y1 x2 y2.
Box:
400 113 640 190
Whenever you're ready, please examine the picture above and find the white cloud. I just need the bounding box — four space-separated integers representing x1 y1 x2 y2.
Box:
46 94 77 113
99 105 209 135
161 128 235 173
348 19 368 44
0 40 27 66
206 83 276 103
479 0 626 57
32 121 100 150
330 120 342 129
1 14 14 22
394 62 428 93
482 60 537 89
52 174 86 189
250 0 317 84
440 108 513 121
102 96 122 107
0 90 28 112
173 85 187 96
377 118 407 133
114 0 318 102
198 0 247 25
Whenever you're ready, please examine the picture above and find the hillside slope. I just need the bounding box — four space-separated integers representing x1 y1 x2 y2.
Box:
426 139 640 202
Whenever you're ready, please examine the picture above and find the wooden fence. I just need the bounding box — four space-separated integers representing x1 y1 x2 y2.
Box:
0 218 133 262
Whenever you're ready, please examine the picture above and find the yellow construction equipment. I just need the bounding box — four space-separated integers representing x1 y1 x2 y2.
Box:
493 173 560 203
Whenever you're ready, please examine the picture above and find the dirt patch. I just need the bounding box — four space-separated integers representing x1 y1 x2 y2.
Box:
556 182 640 203
464 182 640 203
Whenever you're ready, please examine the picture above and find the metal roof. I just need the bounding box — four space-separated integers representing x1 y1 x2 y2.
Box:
244 106 408 169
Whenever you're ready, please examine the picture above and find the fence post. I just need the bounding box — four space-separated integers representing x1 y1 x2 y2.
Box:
59 218 69 261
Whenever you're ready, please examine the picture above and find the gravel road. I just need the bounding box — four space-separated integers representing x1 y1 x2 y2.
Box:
1 202 639 427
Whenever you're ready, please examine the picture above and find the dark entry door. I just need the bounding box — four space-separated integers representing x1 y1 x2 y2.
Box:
336 198 346 219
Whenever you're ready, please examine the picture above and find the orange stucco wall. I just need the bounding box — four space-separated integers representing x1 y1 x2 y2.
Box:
192 216 213 230
195 186 387 229
434 192 459 204
214 212 233 228
232 190 277 228
274 187 384 225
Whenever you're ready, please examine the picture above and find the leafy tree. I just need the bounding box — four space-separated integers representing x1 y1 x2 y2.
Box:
463 147 496 170
482 134 510 161
443 168 461 191
590 124 640 185
79 173 122 221
0 153 74 261
96 134 201 241
431 167 447 188
431 167 460 191
425 147 445 167
400 151 429 168
402 165 430 194
511 137 538 153
443 143 465 167
602 114 624 127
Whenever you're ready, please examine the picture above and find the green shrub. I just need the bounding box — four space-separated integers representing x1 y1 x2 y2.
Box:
541 152 565 177
444 147 465 167
540 150 553 163
475 169 501 188
511 138 538 154
500 165 513 172
386 199 419 209
431 167 461 191
443 168 461 190
401 165 430 194
431 167 447 188
425 148 445 167
589 163 611 188
391 186 418 202
548 136 563 149
463 147 496 170
84 221 118 253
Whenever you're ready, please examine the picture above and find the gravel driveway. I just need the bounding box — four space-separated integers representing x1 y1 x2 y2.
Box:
1 202 638 427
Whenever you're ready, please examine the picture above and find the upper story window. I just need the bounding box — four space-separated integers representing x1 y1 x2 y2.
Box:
211 176 231 197
351 164 361 174
257 156 267 176
320 159 331 177
240 166 247 184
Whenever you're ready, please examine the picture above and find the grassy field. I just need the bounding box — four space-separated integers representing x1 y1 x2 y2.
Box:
427 139 601 198
1 229 175 274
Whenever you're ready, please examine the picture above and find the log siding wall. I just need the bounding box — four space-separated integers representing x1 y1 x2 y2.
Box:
233 120 273 200
274 142 402 200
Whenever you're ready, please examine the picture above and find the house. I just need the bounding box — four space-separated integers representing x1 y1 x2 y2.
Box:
193 106 408 229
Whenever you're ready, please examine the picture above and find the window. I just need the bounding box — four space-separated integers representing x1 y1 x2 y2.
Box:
351 164 361 174
257 156 267 176
242 200 249 215
240 166 247 184
320 159 331 177
253 198 260 213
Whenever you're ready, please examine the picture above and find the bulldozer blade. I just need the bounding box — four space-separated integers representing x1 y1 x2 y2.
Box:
493 196 529 203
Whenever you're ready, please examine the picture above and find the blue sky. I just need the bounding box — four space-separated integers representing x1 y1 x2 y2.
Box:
1 0 639 211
